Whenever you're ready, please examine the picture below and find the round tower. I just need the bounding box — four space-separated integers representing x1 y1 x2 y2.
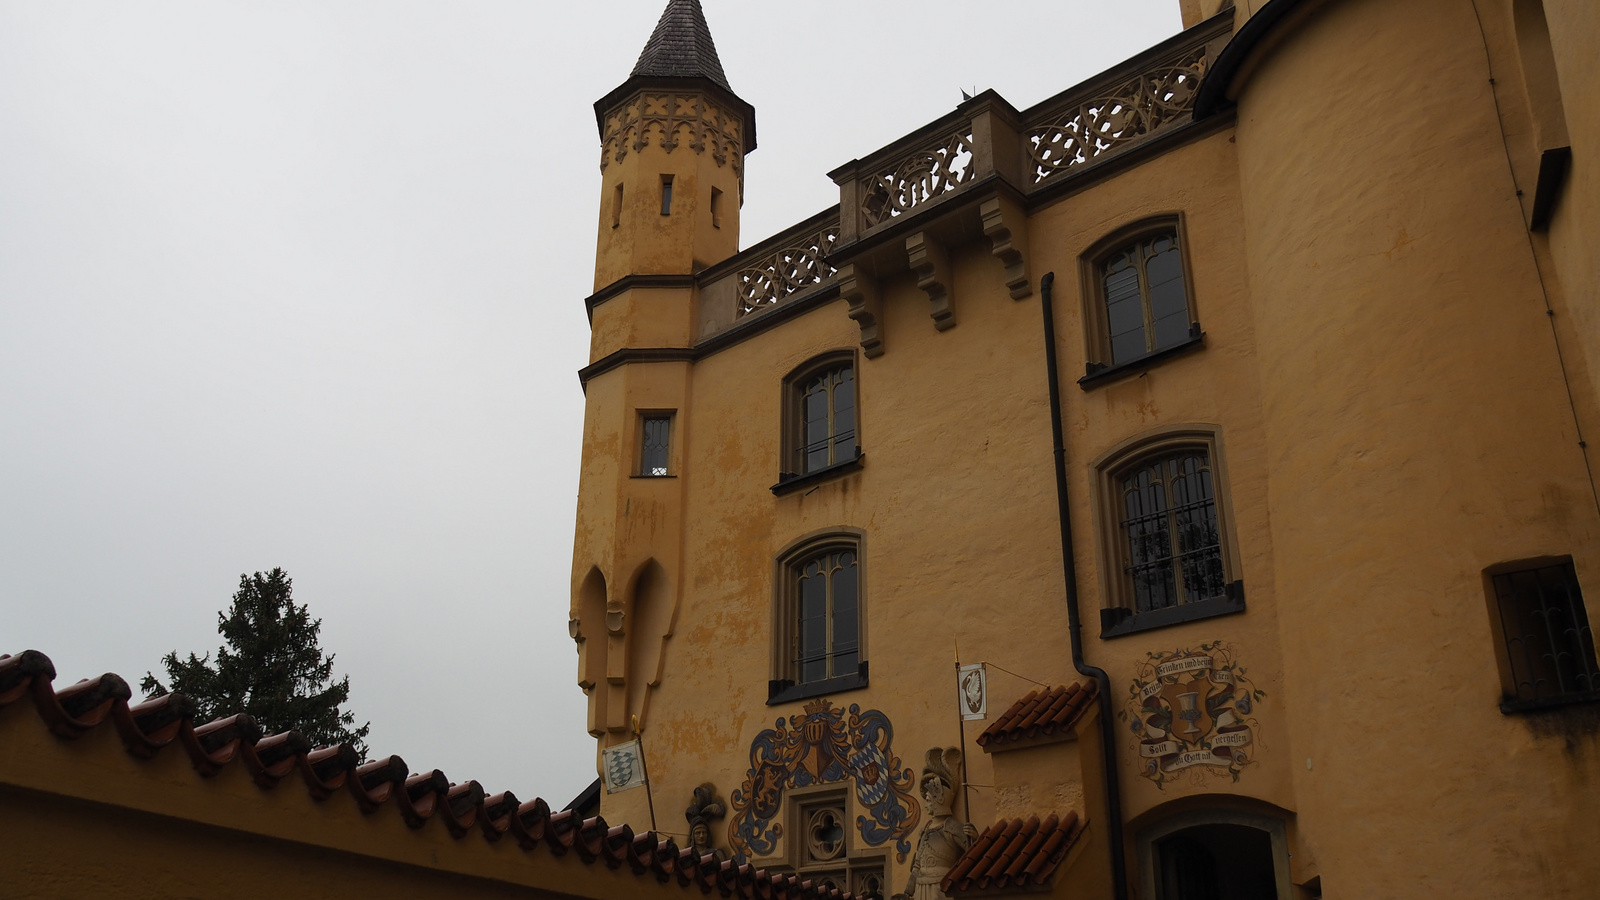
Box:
1209 0 1600 892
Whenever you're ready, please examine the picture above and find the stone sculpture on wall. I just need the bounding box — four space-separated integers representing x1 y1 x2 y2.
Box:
728 699 921 863
684 782 728 861
1122 641 1266 789
892 748 977 900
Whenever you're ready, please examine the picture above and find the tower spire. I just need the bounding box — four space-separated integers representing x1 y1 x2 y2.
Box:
631 0 731 91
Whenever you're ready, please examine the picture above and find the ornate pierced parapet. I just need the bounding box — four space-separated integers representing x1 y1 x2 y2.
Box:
600 91 745 186
736 220 840 317
858 130 976 228
1023 43 1209 186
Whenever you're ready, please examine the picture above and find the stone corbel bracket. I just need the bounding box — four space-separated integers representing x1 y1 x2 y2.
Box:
981 196 1031 300
838 264 884 358
906 232 955 331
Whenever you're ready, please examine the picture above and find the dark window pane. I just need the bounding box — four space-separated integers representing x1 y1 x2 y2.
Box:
1107 294 1145 339
1146 242 1183 290
1111 330 1147 366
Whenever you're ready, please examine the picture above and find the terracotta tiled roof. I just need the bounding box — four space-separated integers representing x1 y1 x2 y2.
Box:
940 812 1085 895
0 650 859 900
975 681 1097 751
631 0 731 91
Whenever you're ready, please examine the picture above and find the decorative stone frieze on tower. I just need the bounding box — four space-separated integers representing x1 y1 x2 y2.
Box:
569 0 755 791
590 0 754 289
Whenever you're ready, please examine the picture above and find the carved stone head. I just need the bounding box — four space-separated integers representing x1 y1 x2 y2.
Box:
684 782 727 857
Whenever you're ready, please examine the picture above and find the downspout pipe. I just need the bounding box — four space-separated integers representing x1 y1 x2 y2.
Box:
1039 272 1128 900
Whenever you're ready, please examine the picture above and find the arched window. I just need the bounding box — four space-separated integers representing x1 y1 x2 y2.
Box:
1080 217 1202 384
776 352 862 494
770 531 868 704
1095 429 1243 637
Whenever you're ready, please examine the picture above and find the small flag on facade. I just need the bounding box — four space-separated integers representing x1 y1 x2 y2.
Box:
958 663 988 721
602 739 647 793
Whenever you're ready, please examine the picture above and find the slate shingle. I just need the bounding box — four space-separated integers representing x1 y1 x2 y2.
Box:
631 0 732 90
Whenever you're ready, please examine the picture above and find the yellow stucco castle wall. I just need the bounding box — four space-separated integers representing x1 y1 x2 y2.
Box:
571 1 1600 897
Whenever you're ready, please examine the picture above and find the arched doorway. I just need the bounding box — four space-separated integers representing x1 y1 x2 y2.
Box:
1139 810 1291 900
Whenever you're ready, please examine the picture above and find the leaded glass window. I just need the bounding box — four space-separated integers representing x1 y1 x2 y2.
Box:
1102 231 1190 366
797 366 856 474
797 548 859 683
1119 449 1225 613
641 415 670 476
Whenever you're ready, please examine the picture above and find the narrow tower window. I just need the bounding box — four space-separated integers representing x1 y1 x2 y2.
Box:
640 415 671 477
612 183 624 229
660 175 674 216
710 187 723 229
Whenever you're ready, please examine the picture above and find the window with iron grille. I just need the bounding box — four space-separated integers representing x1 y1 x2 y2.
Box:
1079 216 1203 385
769 532 867 704
1120 450 1225 612
1489 560 1600 711
776 353 861 494
640 415 671 477
1096 430 1244 638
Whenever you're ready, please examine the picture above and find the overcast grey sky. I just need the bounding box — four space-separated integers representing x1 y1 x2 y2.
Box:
0 1 1181 806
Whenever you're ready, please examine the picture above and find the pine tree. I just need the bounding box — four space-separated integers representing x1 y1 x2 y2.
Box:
141 568 370 755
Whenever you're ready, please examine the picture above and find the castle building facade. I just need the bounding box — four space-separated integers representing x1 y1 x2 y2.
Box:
569 1 1600 897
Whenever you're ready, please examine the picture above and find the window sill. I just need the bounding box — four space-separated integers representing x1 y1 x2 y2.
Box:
1079 332 1205 391
629 474 677 479
1099 582 1245 639
1500 690 1600 715
768 663 868 706
771 451 864 496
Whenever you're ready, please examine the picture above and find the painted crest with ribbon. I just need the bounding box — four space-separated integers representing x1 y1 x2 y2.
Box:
1122 641 1265 788
727 699 920 863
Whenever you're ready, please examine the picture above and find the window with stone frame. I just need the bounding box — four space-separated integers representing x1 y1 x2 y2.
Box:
766 787 887 899
1080 216 1201 382
776 352 860 491
769 532 867 705
1487 558 1600 712
1096 429 1244 638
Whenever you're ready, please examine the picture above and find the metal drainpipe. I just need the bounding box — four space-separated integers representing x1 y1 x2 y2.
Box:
1039 272 1129 900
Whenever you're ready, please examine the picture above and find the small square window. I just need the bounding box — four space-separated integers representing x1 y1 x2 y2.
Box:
640 415 671 477
1489 559 1600 711
763 786 885 897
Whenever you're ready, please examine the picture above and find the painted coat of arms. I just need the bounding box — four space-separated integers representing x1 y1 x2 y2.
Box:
727 699 920 863
1122 642 1265 788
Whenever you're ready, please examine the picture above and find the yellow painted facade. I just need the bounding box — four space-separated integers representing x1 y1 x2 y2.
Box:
572 1 1600 898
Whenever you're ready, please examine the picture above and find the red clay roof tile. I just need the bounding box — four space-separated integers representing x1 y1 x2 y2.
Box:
940 812 1085 895
975 681 1098 751
0 649 862 900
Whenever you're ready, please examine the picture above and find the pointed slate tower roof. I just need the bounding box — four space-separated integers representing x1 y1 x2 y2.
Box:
630 0 731 91
594 0 755 150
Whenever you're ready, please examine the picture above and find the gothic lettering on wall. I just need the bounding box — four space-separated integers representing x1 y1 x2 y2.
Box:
728 699 921 863
1121 641 1265 789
